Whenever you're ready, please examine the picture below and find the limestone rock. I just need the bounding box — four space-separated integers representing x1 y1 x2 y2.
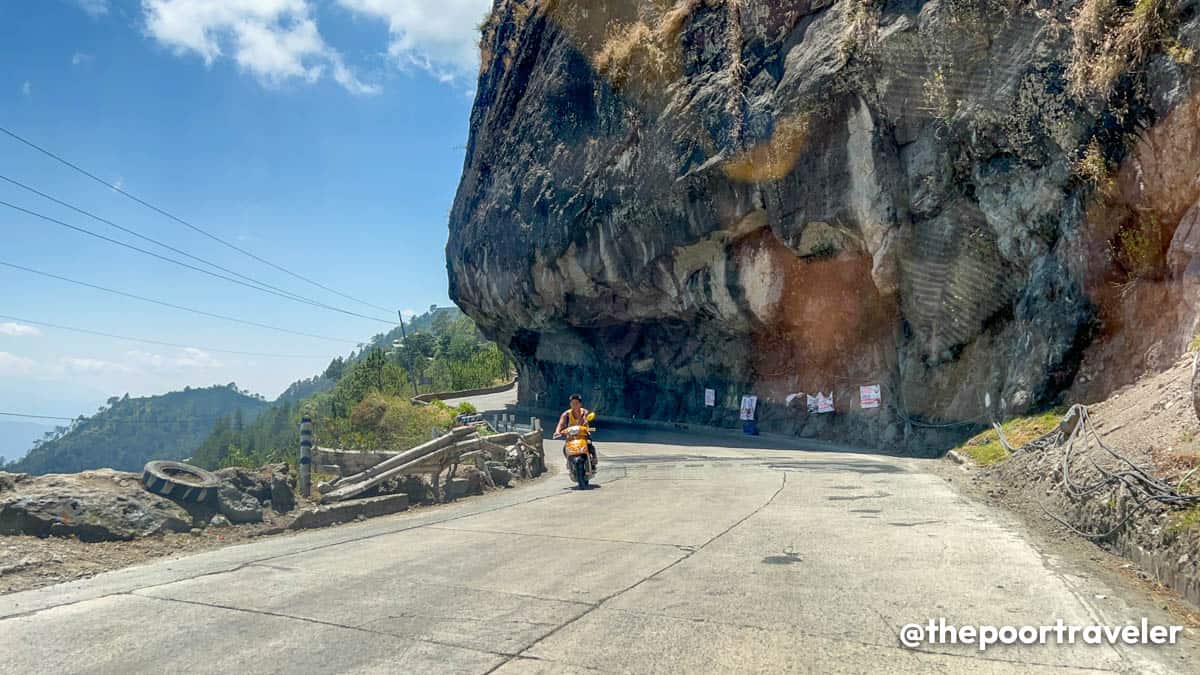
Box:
270 475 295 513
449 0 1200 451
0 469 191 541
216 485 263 524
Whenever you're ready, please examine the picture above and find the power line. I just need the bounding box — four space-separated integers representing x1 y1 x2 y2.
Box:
0 259 359 344
0 412 75 421
0 173 368 316
0 411 246 425
0 313 331 359
0 125 394 314
0 198 395 325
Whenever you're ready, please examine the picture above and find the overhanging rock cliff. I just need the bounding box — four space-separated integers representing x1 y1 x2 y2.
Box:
448 0 1200 451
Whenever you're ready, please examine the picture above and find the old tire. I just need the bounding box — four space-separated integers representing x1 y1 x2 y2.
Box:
143 460 219 503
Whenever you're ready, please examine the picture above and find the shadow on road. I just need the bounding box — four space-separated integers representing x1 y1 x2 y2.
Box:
603 454 908 475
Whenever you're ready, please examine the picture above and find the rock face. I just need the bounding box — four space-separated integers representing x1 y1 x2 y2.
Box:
216 485 263 524
215 464 294 515
0 469 192 542
449 0 1200 450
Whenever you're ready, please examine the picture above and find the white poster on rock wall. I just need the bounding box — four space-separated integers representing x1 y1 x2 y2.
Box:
739 395 757 420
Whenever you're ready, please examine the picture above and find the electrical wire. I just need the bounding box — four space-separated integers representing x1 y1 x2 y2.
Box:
996 404 1200 540
0 199 395 325
0 125 394 313
0 313 331 358
0 260 359 344
0 411 247 426
0 173 372 317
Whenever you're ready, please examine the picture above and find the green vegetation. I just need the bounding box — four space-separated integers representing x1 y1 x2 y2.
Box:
956 409 1065 466
1110 213 1167 282
192 310 509 469
1166 506 1200 537
3 385 269 475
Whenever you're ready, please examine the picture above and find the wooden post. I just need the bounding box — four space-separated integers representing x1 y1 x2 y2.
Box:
299 415 313 498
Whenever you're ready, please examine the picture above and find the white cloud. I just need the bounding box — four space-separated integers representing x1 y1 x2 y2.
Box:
338 0 490 81
60 357 133 375
0 323 41 337
21 81 31 97
76 0 110 18
0 352 35 375
71 51 94 66
177 347 222 368
330 52 382 95
400 308 417 319
126 348 222 371
141 0 378 94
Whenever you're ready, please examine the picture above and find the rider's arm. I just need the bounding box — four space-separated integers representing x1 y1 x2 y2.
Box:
554 411 568 436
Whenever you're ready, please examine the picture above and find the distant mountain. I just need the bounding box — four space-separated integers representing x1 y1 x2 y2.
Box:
4 385 269 475
4 307 483 475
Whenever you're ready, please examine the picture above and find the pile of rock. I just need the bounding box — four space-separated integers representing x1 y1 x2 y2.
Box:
0 463 298 542
0 469 193 542
210 464 295 526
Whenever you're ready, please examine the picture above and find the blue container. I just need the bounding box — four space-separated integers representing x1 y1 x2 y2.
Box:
742 421 759 435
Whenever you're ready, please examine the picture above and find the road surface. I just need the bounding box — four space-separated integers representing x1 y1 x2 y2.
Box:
1 416 1196 672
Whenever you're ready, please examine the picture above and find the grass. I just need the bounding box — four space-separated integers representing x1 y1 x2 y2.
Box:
594 21 667 88
956 409 1065 466
659 0 702 43
1188 333 1200 353
1068 0 1174 98
1110 213 1166 281
1075 138 1113 193
1166 505 1200 536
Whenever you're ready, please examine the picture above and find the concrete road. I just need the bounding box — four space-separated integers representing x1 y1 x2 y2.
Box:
439 385 517 414
1 425 1196 673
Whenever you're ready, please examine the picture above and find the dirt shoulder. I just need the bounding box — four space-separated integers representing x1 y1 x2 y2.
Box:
935 353 1200 618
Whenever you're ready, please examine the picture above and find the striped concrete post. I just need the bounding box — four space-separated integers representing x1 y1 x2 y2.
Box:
299 415 313 498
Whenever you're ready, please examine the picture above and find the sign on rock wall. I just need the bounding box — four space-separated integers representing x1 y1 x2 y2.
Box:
860 385 882 409
705 388 716 407
817 392 834 414
807 393 834 414
739 395 757 420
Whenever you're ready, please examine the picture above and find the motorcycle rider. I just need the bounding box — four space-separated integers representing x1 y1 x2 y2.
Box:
554 394 597 471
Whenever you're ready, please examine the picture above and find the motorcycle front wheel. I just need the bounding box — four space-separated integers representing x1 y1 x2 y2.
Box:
572 456 589 489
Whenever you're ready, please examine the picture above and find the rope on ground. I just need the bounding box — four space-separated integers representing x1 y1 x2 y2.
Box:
1003 403 1200 540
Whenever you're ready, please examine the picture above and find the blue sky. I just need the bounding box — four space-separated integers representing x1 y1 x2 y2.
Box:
0 0 491 438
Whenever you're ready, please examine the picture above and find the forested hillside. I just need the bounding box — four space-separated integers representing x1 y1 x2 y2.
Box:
4 385 269 474
192 309 509 469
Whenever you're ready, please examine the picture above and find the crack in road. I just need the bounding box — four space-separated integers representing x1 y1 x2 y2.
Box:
482 471 791 673
424 525 691 550
130 592 520 659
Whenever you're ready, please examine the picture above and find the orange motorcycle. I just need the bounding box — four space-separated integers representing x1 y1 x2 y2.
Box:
558 411 596 489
